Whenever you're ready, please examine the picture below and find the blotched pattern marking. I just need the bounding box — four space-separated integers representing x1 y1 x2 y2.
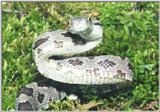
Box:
37 48 42 54
55 62 63 71
62 32 86 45
86 68 100 76
33 37 48 49
128 63 133 70
18 101 33 110
114 70 125 79
98 59 116 69
94 22 102 26
68 58 83 66
53 40 63 48
17 86 33 97
87 56 95 59
38 92 45 103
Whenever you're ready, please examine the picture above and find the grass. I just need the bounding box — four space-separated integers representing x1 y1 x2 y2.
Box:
2 2 159 111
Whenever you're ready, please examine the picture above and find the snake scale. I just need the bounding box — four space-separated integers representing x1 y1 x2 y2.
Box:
15 17 133 111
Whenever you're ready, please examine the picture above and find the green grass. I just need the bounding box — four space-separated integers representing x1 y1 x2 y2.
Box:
2 2 159 111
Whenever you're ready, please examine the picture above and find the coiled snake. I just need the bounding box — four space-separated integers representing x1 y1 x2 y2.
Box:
15 17 133 111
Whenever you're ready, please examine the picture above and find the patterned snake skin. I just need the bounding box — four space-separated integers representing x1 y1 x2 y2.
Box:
15 17 133 111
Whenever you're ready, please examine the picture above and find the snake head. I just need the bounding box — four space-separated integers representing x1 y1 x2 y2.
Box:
68 17 93 36
68 16 103 41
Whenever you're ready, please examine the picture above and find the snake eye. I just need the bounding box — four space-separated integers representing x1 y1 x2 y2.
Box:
68 20 71 25
88 17 92 22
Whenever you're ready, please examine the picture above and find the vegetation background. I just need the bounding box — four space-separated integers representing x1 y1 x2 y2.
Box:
2 2 159 111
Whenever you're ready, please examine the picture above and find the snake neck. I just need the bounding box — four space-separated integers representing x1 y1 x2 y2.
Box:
79 21 103 41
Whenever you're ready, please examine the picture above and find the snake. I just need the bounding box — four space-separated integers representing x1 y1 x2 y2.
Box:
15 17 133 111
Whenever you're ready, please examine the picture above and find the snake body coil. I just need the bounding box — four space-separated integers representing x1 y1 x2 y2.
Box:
15 17 133 110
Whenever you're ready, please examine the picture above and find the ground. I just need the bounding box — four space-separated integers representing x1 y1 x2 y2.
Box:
2 2 159 111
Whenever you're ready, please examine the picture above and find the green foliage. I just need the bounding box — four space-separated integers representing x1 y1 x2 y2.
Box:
2 2 159 111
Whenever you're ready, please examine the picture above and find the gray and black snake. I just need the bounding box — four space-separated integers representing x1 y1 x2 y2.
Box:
15 17 133 111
